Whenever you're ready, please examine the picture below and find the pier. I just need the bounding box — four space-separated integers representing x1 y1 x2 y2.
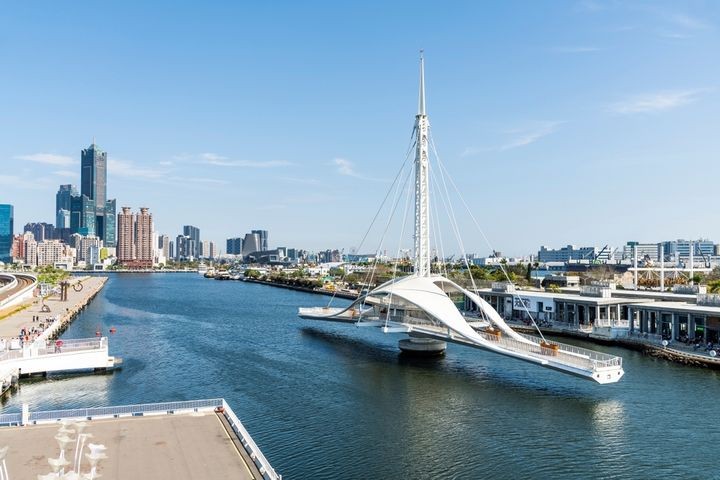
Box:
0 275 116 396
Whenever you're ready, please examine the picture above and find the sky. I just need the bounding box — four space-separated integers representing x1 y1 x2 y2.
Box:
1 0 718 257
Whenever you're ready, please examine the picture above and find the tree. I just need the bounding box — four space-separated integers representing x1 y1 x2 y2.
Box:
244 269 261 279
36 265 70 286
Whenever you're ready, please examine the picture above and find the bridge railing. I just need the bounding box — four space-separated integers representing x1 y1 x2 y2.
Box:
474 330 622 371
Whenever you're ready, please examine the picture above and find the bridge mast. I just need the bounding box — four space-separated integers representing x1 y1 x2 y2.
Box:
414 52 431 277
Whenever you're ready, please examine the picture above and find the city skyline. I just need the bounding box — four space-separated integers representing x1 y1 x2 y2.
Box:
1 1 718 255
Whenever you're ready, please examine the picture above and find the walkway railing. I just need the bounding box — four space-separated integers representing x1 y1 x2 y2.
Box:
28 398 223 422
0 337 106 363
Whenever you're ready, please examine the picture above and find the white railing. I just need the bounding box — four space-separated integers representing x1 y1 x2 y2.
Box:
474 330 622 370
0 413 21 426
222 399 282 480
28 398 224 422
594 318 630 328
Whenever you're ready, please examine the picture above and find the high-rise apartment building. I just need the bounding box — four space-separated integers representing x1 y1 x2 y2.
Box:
252 229 268 251
117 207 154 268
0 204 13 263
37 240 66 267
78 235 103 263
117 207 134 263
175 235 194 260
183 225 200 258
158 235 170 259
23 232 37 266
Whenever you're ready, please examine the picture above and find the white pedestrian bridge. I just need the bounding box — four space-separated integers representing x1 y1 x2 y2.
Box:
300 275 624 384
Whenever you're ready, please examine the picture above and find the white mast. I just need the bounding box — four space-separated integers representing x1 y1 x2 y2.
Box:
414 52 431 277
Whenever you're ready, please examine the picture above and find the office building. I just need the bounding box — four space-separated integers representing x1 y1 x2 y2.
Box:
56 184 77 228
183 225 200 258
241 232 261 258
0 204 14 263
175 235 194 261
117 207 154 268
661 239 715 261
80 143 116 246
226 237 243 255
538 245 612 263
70 194 96 236
252 229 268 251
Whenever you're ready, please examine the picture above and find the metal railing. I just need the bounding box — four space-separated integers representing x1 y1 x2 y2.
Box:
222 400 282 480
28 398 224 422
594 318 630 328
0 413 22 426
471 330 622 371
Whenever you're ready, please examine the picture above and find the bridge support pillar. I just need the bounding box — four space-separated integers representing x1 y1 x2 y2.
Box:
398 337 446 356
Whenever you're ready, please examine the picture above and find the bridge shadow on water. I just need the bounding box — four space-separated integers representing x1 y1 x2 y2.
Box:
299 326 612 405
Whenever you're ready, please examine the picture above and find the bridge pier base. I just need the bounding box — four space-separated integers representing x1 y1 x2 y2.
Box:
398 337 446 356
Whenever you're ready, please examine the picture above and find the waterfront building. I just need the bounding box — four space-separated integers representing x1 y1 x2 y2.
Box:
200 240 217 259
183 225 200 258
0 204 13 263
226 237 243 255
241 232 260 258
117 207 154 268
538 244 613 263
158 234 170 258
175 234 194 261
252 229 268 251
169 239 174 260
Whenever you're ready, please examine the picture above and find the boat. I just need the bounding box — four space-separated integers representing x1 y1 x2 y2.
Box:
299 54 624 384
197 263 209 275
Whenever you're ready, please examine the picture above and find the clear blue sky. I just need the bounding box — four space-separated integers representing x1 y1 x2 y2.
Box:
1 1 718 256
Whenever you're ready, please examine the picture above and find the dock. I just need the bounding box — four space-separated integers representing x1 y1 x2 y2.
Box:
0 399 281 479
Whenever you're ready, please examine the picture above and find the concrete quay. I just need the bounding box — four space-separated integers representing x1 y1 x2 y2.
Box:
0 399 281 480
0 276 107 343
0 276 112 397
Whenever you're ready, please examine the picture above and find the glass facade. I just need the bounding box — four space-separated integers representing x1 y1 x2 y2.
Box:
70 195 96 236
81 144 107 208
0 204 13 262
103 199 116 247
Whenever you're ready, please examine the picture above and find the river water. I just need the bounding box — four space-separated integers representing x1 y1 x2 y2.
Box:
3 274 720 479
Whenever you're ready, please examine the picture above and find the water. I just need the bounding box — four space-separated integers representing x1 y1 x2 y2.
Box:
3 274 720 479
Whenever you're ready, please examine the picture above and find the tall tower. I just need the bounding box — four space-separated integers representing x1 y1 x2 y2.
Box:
413 53 431 277
81 143 107 208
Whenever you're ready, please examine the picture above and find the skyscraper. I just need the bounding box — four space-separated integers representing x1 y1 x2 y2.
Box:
0 204 13 263
183 225 200 258
241 232 261 257
56 184 77 225
80 142 116 246
70 195 96 236
117 207 134 263
81 143 107 209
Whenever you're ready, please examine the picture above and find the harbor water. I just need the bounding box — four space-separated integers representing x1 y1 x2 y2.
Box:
3 274 720 479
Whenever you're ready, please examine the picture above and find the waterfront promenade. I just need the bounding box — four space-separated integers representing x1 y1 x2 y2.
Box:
0 276 107 342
